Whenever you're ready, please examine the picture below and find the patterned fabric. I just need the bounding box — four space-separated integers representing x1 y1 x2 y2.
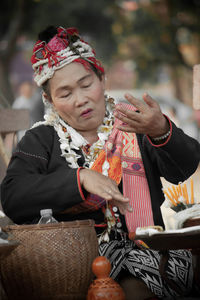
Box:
31 27 104 86
99 240 194 298
91 125 123 185
62 121 123 214
86 103 154 232
63 103 154 232
121 130 154 233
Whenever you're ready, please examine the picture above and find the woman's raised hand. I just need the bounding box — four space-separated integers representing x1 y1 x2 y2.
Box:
114 93 169 138
79 168 132 215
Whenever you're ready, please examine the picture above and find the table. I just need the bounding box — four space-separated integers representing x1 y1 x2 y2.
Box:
134 226 200 296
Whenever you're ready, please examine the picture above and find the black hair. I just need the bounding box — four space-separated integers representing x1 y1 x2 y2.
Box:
38 26 57 43
39 26 57 98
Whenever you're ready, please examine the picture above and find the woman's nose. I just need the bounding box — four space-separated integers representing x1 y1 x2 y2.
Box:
75 90 88 106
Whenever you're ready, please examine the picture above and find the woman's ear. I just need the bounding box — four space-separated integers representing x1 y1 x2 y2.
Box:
43 92 52 103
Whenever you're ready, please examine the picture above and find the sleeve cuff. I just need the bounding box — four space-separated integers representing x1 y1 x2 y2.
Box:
146 115 172 148
76 167 106 210
76 167 86 201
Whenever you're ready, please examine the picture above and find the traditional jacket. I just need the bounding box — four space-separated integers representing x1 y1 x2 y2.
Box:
1 121 200 228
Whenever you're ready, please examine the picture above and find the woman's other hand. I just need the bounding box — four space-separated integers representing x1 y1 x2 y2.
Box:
79 168 132 215
114 93 169 138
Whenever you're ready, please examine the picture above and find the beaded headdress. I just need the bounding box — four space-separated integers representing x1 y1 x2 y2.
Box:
31 26 104 86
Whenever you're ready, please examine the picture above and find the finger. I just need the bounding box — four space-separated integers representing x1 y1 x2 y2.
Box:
115 116 144 133
115 107 141 122
124 93 145 111
105 186 130 202
118 206 126 215
111 192 130 203
102 187 125 202
117 203 133 215
127 204 133 212
118 202 133 212
114 112 140 127
112 202 126 215
116 125 137 133
101 192 113 201
143 93 158 108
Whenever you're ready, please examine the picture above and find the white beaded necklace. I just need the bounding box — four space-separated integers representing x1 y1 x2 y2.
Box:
32 95 115 169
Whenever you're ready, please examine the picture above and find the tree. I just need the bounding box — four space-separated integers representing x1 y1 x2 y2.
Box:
112 0 200 103
0 0 116 107
0 0 25 106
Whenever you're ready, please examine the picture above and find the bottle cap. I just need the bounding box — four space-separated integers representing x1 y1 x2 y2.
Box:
40 209 53 216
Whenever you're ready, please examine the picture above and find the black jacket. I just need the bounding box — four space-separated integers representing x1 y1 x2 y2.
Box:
1 122 200 228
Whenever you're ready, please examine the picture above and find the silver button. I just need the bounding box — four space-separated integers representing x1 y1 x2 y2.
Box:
116 222 122 228
112 206 118 212
114 213 119 218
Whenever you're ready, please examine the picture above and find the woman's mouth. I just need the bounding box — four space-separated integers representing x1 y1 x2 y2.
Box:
81 108 93 118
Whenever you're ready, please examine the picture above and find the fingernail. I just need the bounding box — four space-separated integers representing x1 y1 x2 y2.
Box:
128 205 133 211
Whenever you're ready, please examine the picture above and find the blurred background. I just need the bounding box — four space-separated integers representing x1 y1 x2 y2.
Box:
1 0 200 227
1 0 200 141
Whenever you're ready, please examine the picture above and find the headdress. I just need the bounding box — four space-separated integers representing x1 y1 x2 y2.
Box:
31 26 104 86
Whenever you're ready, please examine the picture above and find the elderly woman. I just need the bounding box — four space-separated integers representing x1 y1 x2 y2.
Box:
1 26 200 299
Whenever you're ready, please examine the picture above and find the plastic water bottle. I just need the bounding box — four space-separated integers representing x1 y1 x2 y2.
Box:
38 209 58 224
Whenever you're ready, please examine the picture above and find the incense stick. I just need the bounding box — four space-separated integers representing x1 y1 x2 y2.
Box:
163 190 177 206
191 178 194 204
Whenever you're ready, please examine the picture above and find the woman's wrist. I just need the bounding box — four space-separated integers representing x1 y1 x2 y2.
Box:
147 115 172 146
149 115 170 139
77 167 87 200
151 129 171 141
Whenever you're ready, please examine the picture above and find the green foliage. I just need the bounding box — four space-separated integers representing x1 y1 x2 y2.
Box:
0 0 117 62
2 0 200 92
24 0 116 61
0 0 118 105
112 0 200 86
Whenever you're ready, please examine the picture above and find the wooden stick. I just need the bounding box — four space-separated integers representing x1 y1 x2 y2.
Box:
182 185 186 202
172 185 180 204
168 187 178 204
178 184 182 196
183 184 189 204
163 190 177 206
191 178 194 204
172 186 178 200
175 186 180 197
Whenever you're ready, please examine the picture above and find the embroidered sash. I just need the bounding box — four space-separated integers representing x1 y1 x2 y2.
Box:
64 103 154 232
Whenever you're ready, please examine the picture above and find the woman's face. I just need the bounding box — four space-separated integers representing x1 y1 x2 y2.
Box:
47 62 105 139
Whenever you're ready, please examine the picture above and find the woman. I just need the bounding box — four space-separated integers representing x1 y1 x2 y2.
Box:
1 26 200 299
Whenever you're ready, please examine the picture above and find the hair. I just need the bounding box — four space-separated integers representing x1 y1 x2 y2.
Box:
39 26 104 98
38 25 57 43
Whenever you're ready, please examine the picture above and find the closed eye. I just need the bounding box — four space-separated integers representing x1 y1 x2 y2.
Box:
82 82 92 88
60 92 71 98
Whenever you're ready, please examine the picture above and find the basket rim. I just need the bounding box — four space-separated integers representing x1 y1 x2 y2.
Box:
2 219 95 231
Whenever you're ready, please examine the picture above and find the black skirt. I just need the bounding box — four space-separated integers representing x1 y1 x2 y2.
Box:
99 238 196 298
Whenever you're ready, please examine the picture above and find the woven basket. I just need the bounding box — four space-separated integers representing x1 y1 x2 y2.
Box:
0 219 98 300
